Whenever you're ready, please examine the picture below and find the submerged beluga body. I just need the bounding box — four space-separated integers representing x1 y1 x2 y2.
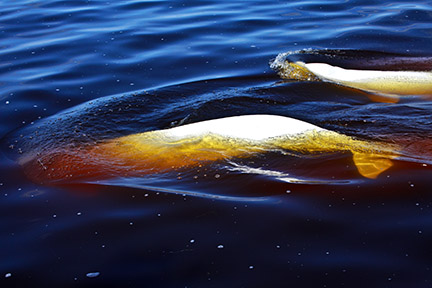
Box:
15 114 398 183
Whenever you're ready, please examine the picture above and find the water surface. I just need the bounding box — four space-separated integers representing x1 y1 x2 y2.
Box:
1 1 432 287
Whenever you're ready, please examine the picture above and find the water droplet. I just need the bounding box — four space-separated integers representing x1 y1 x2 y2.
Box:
86 272 100 278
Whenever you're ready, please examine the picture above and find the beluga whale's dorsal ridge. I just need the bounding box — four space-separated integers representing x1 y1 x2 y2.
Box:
159 114 324 141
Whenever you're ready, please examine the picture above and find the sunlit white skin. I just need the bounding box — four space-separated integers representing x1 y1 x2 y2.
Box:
300 62 432 96
163 114 324 141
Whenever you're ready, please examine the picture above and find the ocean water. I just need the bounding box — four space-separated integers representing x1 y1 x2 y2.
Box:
1 0 432 287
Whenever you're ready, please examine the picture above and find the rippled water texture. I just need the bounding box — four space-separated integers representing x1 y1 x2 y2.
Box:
1 1 432 287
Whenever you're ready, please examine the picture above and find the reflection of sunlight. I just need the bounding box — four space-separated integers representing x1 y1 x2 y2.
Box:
226 161 355 185
89 177 272 202
21 189 46 198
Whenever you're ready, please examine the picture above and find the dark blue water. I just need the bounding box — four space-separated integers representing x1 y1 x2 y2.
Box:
1 1 432 287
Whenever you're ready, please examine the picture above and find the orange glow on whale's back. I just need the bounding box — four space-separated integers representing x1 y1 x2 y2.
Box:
17 115 399 184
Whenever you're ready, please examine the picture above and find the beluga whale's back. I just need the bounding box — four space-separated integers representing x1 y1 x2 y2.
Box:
16 114 399 183
270 49 432 101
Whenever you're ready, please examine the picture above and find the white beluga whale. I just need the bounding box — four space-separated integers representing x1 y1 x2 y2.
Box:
297 62 432 96
17 114 398 183
270 49 432 102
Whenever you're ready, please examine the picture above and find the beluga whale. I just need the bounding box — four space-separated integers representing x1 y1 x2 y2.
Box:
13 114 399 184
270 49 432 102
